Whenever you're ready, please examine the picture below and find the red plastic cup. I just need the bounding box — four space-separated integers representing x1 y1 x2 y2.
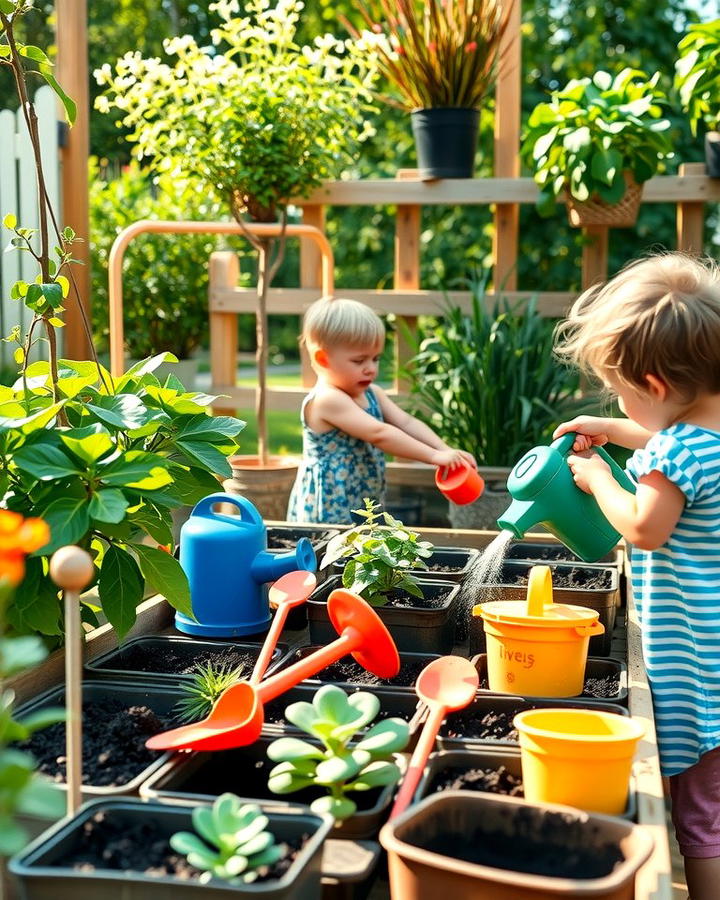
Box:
435 463 485 505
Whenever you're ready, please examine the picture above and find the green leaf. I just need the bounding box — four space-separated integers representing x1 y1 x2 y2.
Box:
12 443 80 480
314 685 353 725
0 635 47 677
40 68 76 125
2 214 16 229
130 503 174 546
315 753 363 785
89 489 129 524
98 544 144 638
98 451 172 490
175 439 233 477
175 413 245 442
266 737 325 762
86 394 150 430
310 795 356 821
354 718 410 755
11 558 61 635
131 543 193 618
347 760 402 791
40 496 91 553
170 832 213 858
166 464 223 506
60 426 114 464
16 776 66 819
19 45 51 65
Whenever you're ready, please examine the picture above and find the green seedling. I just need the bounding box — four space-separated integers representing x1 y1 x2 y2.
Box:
170 794 285 884
320 498 434 606
267 684 410 821
174 662 246 723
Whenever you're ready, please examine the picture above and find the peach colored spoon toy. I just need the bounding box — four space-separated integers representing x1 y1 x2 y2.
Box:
390 655 479 818
146 588 400 753
249 570 317 684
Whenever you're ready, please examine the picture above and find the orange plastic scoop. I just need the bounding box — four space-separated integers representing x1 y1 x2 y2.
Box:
249 570 317 684
146 588 400 753
390 656 479 818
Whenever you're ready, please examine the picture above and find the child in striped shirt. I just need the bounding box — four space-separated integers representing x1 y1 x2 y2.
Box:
554 252 720 900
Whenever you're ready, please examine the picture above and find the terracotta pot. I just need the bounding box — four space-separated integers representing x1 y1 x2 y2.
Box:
224 454 300 521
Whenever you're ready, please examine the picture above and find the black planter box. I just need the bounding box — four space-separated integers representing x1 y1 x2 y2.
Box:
307 575 459 654
467 560 619 656
436 694 628 751
85 635 290 685
140 735 402 841
9 798 331 900
470 653 628 706
505 540 623 569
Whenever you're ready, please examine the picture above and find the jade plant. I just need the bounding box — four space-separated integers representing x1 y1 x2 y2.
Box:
170 795 285 885
174 661 246 723
320 499 433 607
267 684 409 821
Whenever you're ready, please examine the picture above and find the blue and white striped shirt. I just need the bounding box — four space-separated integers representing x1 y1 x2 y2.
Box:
627 424 720 776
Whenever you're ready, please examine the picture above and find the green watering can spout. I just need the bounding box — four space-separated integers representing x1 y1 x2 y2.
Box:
496 433 637 563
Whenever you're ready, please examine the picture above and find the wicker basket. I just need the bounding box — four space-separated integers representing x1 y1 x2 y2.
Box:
566 172 643 228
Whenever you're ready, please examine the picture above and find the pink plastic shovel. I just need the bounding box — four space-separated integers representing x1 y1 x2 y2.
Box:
390 655 479 818
146 588 400 753
249 570 317 684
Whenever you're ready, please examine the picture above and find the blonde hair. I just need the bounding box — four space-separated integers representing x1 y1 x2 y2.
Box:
302 296 385 350
555 253 720 401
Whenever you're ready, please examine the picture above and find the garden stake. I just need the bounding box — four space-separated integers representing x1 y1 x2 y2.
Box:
250 570 316 683
49 546 94 816
146 588 400 753
390 656 479 818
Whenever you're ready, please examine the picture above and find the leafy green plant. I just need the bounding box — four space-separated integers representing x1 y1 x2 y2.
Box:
320 498 433 606
170 795 285 884
346 0 512 111
402 279 587 468
675 19 720 135
174 661 246 723
267 684 409 821
95 0 378 465
522 68 674 216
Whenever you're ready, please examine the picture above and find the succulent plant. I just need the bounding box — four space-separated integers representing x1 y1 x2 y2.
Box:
170 795 285 884
173 662 246 723
267 684 410 821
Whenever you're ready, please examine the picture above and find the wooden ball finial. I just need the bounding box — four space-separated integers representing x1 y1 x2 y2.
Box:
49 546 94 592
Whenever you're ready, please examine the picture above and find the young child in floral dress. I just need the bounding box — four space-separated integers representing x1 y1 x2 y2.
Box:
554 253 720 900
287 296 476 524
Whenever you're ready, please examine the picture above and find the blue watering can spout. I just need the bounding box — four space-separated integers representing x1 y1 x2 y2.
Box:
251 538 316 584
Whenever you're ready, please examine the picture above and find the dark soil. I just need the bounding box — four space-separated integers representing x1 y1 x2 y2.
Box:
98 643 260 677
267 528 337 550
477 672 621 700
429 764 524 797
427 562 465 573
442 706 528 743
303 653 433 688
19 699 168 787
508 545 593 564
58 809 304 884
366 586 453 611
505 566 612 591
418 808 624 879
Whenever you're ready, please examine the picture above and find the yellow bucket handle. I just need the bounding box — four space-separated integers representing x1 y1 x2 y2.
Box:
526 565 553 617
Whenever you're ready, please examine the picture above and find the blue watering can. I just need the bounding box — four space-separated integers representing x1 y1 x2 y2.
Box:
175 493 317 638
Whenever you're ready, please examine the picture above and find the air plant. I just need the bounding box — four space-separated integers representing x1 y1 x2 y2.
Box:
174 661 246 723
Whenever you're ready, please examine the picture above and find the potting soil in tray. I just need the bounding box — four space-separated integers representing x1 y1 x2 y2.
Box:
507 545 603 564
267 528 337 550
59 809 305 883
508 566 612 591
365 586 453 610
428 765 523 798
18 698 168 787
417 808 624 879
104 644 258 676
477 673 620 700
442 706 530 743
307 654 432 688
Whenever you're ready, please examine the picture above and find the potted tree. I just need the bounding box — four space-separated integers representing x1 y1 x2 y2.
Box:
96 0 379 517
346 0 514 178
522 67 674 227
675 18 720 177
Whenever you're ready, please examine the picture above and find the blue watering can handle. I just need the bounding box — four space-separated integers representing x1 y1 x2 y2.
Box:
190 493 265 526
551 432 636 494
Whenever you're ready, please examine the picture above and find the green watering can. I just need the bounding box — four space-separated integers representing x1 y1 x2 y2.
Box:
497 433 637 562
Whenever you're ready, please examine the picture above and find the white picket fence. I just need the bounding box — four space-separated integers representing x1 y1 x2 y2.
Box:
0 85 61 370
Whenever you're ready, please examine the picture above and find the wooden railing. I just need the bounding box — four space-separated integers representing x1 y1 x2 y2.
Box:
209 163 719 414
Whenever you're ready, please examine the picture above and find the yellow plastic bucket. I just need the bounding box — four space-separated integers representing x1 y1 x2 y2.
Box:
473 566 604 697
514 708 645 815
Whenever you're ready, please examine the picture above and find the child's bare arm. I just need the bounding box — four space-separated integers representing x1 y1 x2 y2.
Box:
567 453 685 549
553 416 653 451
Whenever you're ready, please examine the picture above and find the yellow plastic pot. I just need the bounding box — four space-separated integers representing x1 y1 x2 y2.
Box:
473 566 604 697
514 708 645 815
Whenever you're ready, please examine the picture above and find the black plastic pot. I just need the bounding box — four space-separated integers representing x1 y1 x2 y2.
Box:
307 575 459 654
321 839 381 900
9 798 331 899
84 635 290 685
140 735 403 841
410 107 480 179
436 694 628 751
470 653 628 706
706 131 720 178
467 560 619 656
282 647 440 693
505 541 622 569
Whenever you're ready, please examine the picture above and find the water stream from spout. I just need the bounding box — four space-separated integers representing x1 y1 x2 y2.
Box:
457 529 515 642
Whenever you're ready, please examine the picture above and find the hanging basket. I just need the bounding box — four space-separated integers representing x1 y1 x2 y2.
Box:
566 173 643 228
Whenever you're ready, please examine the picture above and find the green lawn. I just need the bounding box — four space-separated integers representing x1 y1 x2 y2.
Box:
233 408 303 456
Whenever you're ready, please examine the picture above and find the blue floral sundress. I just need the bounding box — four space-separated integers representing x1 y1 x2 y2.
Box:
287 388 386 524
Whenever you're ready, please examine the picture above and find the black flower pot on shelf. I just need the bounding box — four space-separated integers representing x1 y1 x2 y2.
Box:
9 798 331 900
706 132 720 178
410 107 480 179
307 575 459 654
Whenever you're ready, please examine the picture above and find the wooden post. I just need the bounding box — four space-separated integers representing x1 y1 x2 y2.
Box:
581 226 609 291
492 0 521 291
394 171 421 394
299 204 326 389
56 0 92 360
49 546 94 817
209 252 240 417
676 162 706 254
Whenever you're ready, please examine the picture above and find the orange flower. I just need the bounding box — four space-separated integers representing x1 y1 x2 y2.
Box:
427 41 437 54
0 511 50 586
464 41 478 53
